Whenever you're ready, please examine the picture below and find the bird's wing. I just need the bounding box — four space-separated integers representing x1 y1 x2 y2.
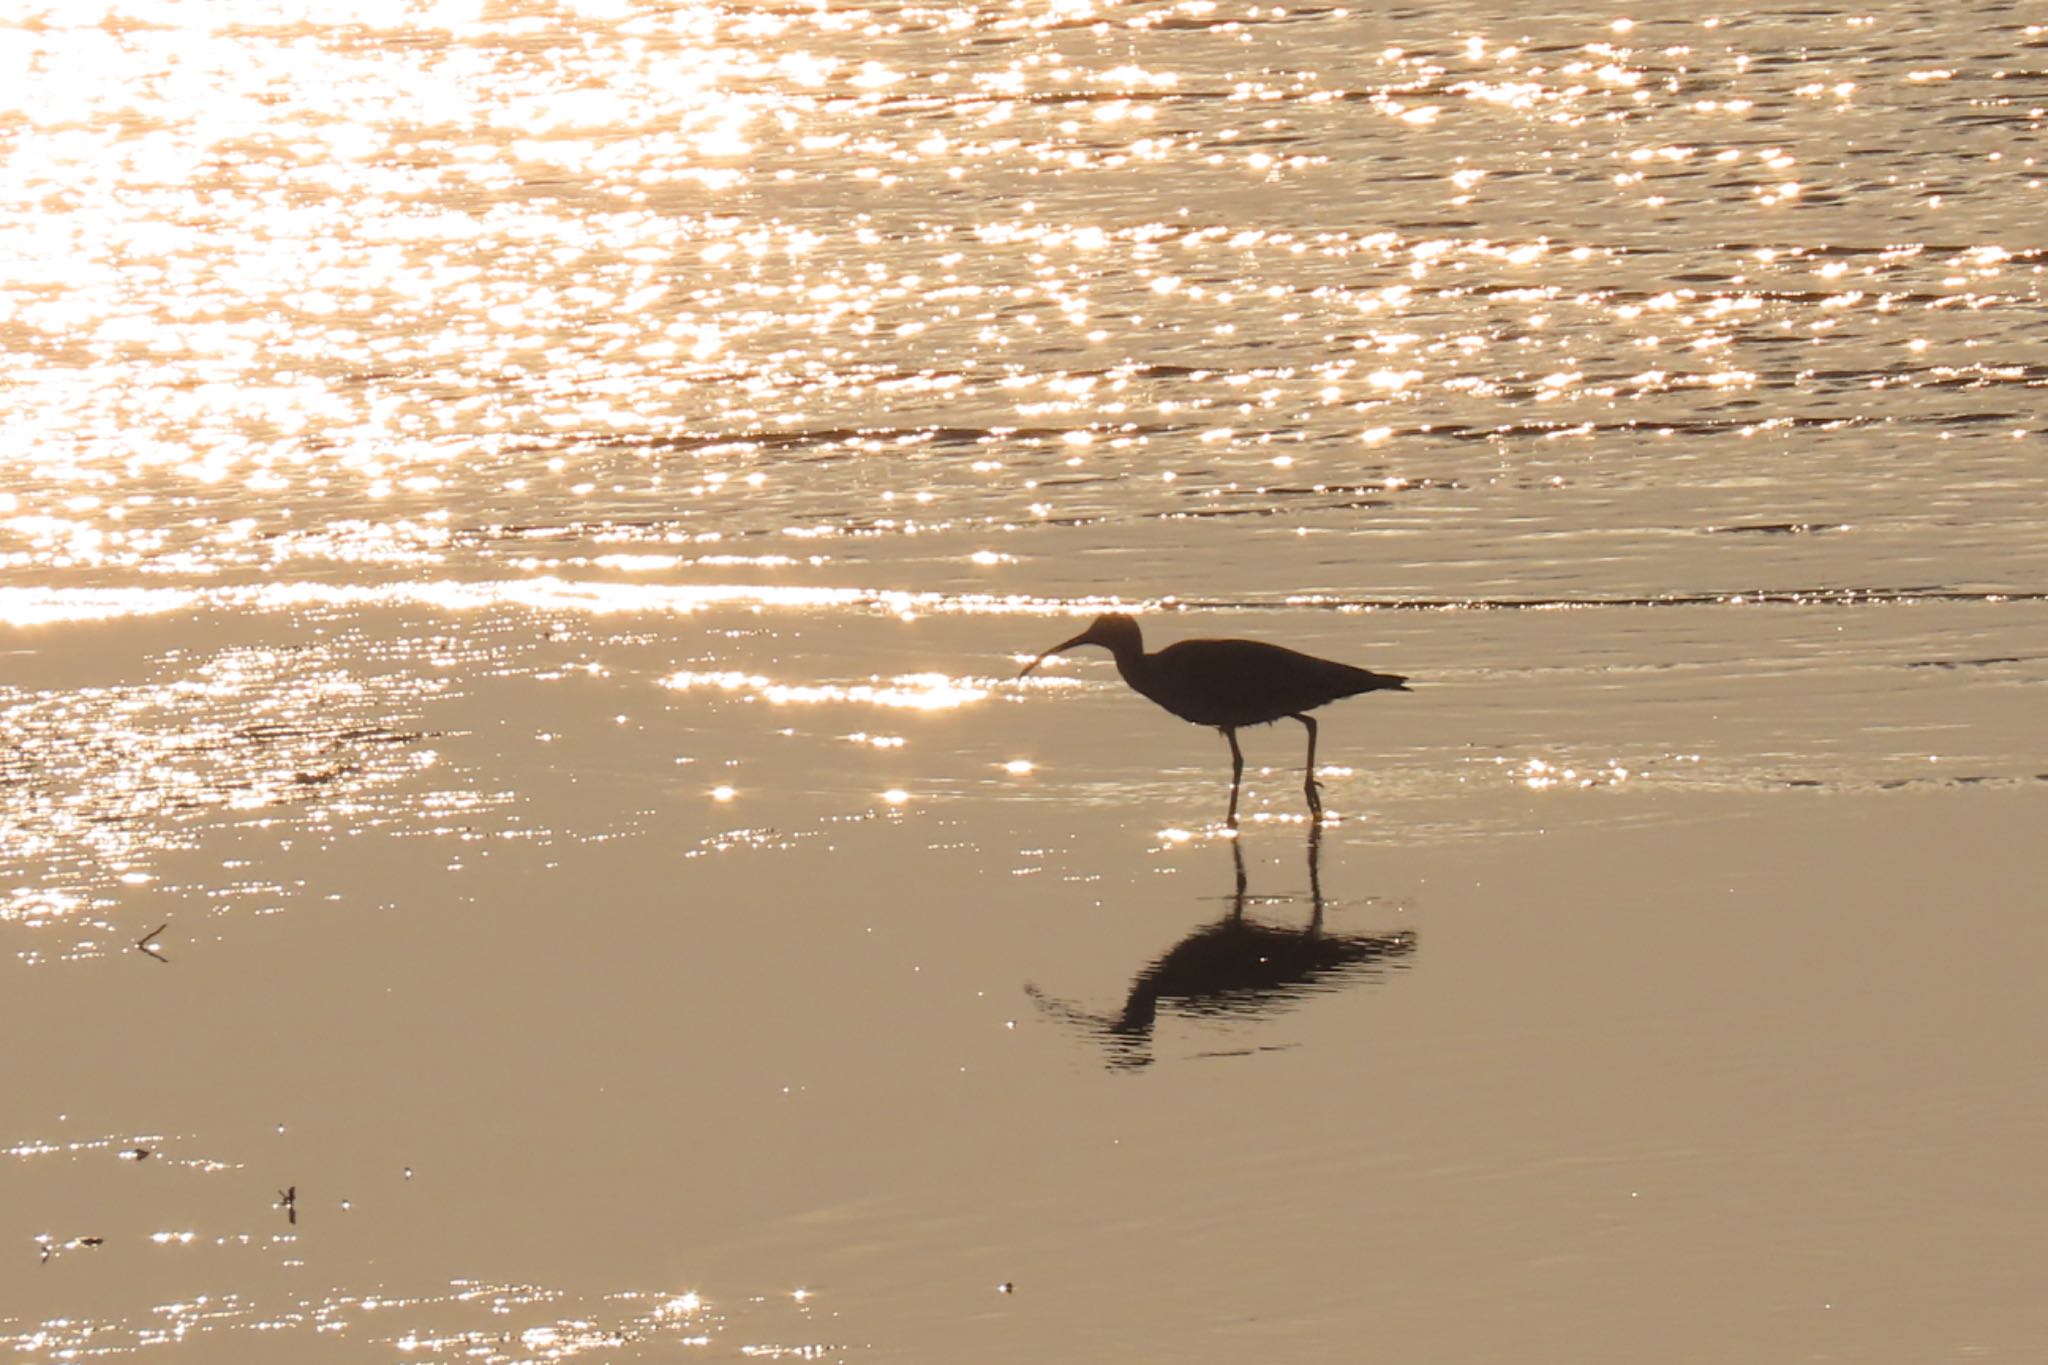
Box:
1147 638 1387 725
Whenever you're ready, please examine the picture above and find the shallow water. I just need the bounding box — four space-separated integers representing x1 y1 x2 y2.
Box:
5 1 2048 1360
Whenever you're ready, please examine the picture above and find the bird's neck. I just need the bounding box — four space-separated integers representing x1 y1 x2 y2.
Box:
1105 642 1159 699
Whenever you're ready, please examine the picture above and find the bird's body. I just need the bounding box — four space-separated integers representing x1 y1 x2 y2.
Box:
1020 612 1408 825
1112 635 1400 729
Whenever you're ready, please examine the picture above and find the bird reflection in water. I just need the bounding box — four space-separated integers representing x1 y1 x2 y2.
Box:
1026 825 1416 1070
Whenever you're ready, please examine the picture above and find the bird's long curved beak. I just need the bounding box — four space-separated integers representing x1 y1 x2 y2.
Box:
1017 627 1094 678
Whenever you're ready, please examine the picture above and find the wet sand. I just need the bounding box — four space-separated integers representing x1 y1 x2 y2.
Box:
6 600 2047 1362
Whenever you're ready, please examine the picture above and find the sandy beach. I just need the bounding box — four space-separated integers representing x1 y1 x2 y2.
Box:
7 3 2048 1357
7 598 2046 1361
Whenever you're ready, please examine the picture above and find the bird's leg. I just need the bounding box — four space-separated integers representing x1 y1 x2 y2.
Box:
1224 727 1245 829
1306 818 1326 931
1295 713 1322 821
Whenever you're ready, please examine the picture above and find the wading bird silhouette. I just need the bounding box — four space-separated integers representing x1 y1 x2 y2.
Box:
1019 612 1409 826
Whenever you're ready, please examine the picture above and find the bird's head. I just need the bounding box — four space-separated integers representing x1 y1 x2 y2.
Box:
1018 612 1142 677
